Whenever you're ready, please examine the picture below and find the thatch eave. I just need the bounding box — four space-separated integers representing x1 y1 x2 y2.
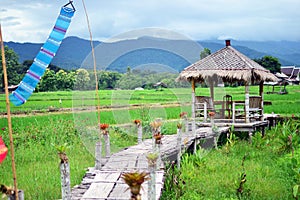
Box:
176 68 279 84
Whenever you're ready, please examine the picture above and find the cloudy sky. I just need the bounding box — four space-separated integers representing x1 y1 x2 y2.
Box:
0 0 299 43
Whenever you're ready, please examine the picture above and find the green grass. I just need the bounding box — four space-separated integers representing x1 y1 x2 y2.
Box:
161 120 300 200
0 86 300 199
1 85 300 116
0 114 137 199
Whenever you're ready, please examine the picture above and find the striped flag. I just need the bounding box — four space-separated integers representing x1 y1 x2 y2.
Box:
9 5 75 106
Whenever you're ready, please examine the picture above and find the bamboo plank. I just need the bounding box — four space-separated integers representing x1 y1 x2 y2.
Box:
93 172 121 183
82 182 114 199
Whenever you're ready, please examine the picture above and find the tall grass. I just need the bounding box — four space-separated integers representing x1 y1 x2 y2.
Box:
161 119 300 200
0 114 137 199
1 85 300 116
0 86 299 198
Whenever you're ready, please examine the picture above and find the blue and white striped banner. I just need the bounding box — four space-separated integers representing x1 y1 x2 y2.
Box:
10 6 75 106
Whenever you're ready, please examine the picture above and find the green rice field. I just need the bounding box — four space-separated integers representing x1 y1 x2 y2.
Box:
0 85 299 199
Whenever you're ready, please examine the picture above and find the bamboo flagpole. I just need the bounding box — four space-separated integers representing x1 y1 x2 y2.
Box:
81 0 101 125
0 24 19 200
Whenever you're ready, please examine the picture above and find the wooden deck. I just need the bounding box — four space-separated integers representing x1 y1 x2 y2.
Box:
71 127 229 200
198 119 268 132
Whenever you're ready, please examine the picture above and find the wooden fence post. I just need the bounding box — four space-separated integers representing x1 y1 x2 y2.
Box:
95 141 102 170
99 124 110 159
103 133 110 158
147 153 157 200
176 125 182 170
134 120 143 144
7 190 24 200
137 125 143 144
58 152 71 200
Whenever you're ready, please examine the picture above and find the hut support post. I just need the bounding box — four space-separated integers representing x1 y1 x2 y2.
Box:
191 79 196 121
245 84 250 123
209 78 214 102
191 79 197 153
259 81 264 121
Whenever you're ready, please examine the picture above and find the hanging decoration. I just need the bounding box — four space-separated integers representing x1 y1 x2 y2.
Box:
0 136 8 164
9 1 76 106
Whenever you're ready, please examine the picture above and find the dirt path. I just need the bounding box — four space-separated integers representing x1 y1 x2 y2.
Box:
0 102 189 118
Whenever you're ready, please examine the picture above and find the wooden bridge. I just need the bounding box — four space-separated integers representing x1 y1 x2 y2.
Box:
71 127 229 200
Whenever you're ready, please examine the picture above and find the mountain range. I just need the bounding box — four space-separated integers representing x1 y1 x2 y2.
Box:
4 36 300 73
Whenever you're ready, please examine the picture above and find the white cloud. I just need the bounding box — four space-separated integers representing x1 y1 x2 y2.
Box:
1 0 299 42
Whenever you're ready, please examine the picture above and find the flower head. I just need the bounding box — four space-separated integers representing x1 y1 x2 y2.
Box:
179 112 188 118
208 112 215 117
177 123 182 129
99 123 109 130
153 132 163 144
150 120 162 128
121 171 150 187
134 119 141 125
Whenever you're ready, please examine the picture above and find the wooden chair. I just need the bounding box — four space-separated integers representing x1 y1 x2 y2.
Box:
232 102 245 122
249 96 263 121
195 96 214 122
232 96 263 123
222 95 232 119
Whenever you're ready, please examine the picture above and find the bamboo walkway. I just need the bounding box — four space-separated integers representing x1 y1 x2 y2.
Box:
71 127 229 200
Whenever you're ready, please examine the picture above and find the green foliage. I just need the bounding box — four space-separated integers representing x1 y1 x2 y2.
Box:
269 120 300 155
55 70 76 90
224 131 237 154
54 143 69 154
38 69 58 91
253 55 281 73
38 69 76 92
251 133 269 149
98 71 122 89
0 46 22 87
290 157 300 199
162 120 300 200
200 48 211 59
236 154 250 200
116 69 189 89
74 69 91 90
161 161 186 199
0 113 138 199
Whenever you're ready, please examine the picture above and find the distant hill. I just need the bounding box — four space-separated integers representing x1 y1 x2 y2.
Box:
202 40 300 66
4 36 300 72
5 36 100 70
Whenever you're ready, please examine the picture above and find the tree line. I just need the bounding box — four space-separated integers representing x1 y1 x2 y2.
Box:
1 46 282 92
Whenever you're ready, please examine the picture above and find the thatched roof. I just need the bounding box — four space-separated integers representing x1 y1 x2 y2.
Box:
177 41 278 83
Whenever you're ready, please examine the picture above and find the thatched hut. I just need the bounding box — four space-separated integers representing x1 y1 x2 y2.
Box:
177 40 278 123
